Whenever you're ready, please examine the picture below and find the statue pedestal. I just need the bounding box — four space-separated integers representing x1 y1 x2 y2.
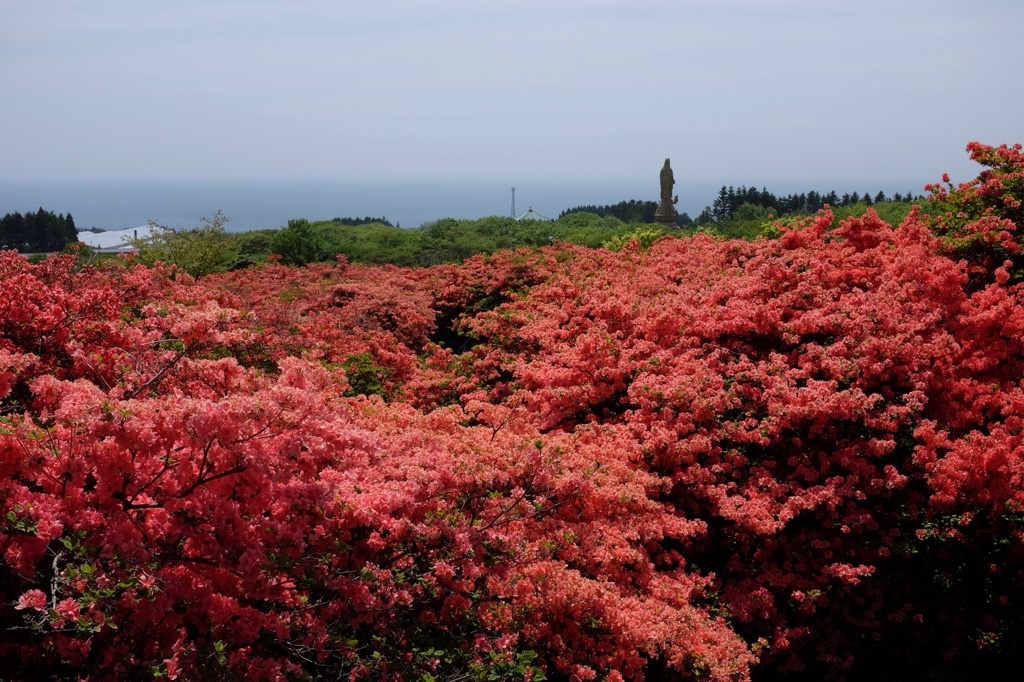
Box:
655 199 676 225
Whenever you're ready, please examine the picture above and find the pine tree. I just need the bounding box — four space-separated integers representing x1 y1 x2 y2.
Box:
807 191 821 212
0 208 79 252
712 186 731 222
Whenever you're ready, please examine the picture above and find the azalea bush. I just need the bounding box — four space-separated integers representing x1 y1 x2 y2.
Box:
2 142 1024 681
925 142 1024 286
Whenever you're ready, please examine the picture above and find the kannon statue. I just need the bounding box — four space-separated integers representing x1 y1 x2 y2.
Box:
655 158 678 225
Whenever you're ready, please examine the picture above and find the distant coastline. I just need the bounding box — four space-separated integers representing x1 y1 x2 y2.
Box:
0 179 929 233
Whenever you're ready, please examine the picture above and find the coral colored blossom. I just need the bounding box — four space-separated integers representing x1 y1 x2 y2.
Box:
15 589 47 611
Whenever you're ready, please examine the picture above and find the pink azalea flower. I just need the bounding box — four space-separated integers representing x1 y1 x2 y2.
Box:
15 589 47 611
55 598 81 622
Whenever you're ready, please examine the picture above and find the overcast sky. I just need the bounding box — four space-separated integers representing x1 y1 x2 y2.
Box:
2 0 1021 185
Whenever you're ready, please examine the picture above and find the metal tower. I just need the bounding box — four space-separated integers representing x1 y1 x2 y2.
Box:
511 187 516 219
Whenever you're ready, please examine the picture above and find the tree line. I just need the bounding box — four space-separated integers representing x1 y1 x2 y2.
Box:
557 185 927 231
697 184 926 224
21 185 923 274
329 216 395 227
0 208 78 253
559 199 661 224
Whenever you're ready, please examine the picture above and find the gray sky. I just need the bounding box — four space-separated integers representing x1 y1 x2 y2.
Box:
2 0 1021 185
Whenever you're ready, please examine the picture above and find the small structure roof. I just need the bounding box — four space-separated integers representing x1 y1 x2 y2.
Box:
77 225 154 252
515 207 551 222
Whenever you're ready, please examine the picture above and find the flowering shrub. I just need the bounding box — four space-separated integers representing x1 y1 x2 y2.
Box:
3 143 1024 680
925 142 1024 286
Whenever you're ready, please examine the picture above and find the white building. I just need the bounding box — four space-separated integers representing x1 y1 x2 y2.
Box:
76 225 155 253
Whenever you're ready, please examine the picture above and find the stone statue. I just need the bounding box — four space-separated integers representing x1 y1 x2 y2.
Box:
660 158 674 202
655 158 678 225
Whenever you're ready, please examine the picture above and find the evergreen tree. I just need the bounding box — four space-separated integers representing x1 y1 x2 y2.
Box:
559 200 658 224
0 208 77 253
330 216 394 227
806 191 821 212
712 186 732 222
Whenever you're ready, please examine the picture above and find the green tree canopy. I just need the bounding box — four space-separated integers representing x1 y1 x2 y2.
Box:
0 208 77 253
269 218 330 266
129 211 231 278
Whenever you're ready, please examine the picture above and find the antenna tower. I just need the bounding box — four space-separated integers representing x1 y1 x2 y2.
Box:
511 187 516 219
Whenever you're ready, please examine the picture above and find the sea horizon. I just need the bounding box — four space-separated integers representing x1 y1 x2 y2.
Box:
0 178 931 233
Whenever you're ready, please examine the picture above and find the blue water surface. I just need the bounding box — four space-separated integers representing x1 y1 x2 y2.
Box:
0 180 681 232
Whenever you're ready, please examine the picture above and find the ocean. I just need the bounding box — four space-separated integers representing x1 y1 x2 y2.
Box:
0 180 684 233
0 179 928 233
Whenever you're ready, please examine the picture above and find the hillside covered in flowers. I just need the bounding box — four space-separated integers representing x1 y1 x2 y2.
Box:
2 142 1023 681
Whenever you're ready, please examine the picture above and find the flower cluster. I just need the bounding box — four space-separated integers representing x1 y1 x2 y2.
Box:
2 142 1024 680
